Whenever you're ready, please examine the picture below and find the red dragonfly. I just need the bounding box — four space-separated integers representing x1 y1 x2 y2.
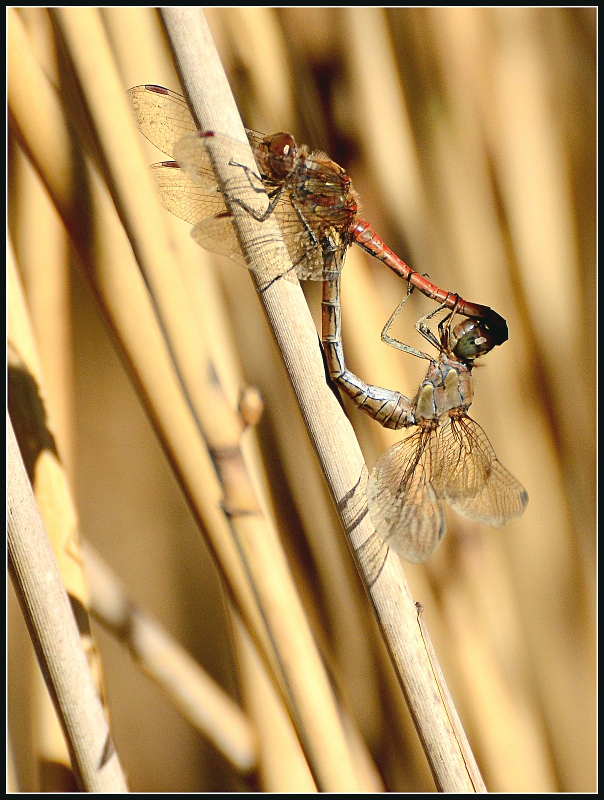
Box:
321 276 527 563
128 84 508 347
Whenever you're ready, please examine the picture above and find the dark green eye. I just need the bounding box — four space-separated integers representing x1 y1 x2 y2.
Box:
452 319 494 361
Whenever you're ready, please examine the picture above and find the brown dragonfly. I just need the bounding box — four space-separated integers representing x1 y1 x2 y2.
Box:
321 274 527 563
128 84 508 347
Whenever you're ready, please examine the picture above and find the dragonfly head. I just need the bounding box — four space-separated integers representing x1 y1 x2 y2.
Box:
260 132 297 181
450 318 495 363
481 308 509 347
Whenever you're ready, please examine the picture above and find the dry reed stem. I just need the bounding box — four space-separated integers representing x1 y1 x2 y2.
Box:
7 414 128 792
51 7 368 791
8 6 594 792
7 4 283 721
11 226 259 777
420 10 594 788
261 9 593 790
232 616 317 791
8 253 93 654
164 26 382 734
10 143 73 473
161 7 486 792
199 10 440 783
7 738 20 793
4 0 252 733
8 244 108 787
8 223 256 789
81 541 258 775
10 7 369 792
196 24 504 787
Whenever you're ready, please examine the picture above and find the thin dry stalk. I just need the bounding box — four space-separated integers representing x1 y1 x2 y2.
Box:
8 6 595 793
10 8 371 791
9 242 258 776
7 737 20 793
10 142 73 472
260 9 593 791
7 415 128 792
8 247 107 788
161 7 486 792
81 542 258 776
51 7 368 791
233 616 317 792
7 253 94 659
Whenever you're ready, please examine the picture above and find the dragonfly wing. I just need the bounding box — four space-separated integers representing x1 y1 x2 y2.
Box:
191 186 331 281
270 202 328 280
173 133 232 192
436 414 528 527
151 159 314 276
432 414 491 501
270 195 351 281
294 246 334 281
150 122 342 281
151 161 244 267
192 212 308 285
151 162 226 225
128 85 261 156
191 215 246 267
176 132 294 233
367 428 446 564
128 85 197 158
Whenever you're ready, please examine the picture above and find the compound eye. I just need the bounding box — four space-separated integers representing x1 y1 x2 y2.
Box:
265 133 296 178
452 319 494 361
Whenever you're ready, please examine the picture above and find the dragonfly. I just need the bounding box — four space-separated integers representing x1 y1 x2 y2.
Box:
321 274 528 563
128 84 508 348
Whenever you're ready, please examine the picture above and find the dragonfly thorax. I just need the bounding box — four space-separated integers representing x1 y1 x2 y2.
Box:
414 359 473 421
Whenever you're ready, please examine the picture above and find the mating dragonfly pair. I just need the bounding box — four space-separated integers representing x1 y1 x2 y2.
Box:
128 84 527 564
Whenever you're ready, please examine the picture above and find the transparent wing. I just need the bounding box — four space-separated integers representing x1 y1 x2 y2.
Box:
151 157 250 268
191 215 246 268
128 85 269 173
174 132 266 197
269 204 331 280
151 160 322 277
192 206 327 279
131 87 342 281
367 427 446 564
151 161 225 225
432 413 492 502
436 413 528 527
173 132 350 280
153 143 329 279
128 85 198 158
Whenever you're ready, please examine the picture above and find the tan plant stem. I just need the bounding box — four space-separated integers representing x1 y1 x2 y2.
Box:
7 414 128 793
160 7 486 792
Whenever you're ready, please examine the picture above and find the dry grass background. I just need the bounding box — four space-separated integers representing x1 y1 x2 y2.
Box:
8 7 595 792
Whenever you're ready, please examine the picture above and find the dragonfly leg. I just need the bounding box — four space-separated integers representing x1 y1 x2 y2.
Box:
414 298 461 353
381 282 434 360
227 159 265 194
225 171 287 222
322 275 414 430
227 190 285 222
289 196 319 247
435 305 460 352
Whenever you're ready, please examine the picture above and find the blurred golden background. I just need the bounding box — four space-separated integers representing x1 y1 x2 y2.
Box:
8 7 595 792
